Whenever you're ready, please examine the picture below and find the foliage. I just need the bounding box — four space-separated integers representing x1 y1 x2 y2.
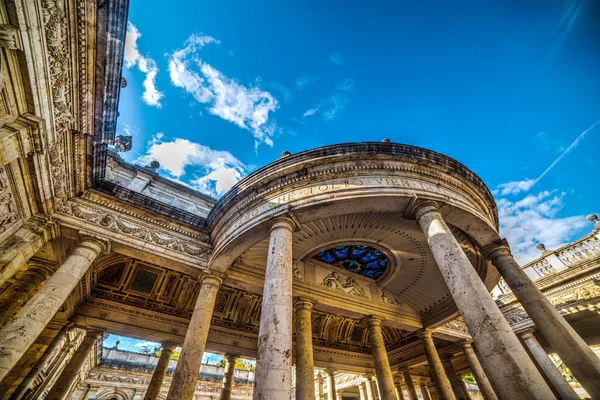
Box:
463 373 475 383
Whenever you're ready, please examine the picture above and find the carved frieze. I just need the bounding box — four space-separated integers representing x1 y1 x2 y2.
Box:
0 165 19 235
322 271 367 298
548 284 600 307
58 201 210 260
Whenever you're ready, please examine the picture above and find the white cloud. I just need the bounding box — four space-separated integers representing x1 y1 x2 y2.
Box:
495 189 587 264
295 75 318 90
303 93 349 121
329 52 344 66
137 136 246 197
125 22 164 107
303 108 317 117
493 179 535 196
134 340 159 348
168 34 279 147
271 82 293 103
336 78 355 92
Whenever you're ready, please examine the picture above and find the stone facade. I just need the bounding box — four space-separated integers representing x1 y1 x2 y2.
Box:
0 0 599 399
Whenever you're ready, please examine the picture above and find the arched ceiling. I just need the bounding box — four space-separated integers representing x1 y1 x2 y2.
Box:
239 212 482 316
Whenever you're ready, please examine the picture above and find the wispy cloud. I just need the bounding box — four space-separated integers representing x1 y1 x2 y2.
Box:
303 78 355 121
493 179 535 196
271 82 293 103
329 52 344 66
496 190 586 263
295 75 319 90
168 34 279 147
336 77 355 92
533 118 600 185
136 134 246 197
124 22 164 107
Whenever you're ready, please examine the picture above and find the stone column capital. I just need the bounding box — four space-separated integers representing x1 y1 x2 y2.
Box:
293 297 314 311
78 233 110 254
326 368 338 376
198 272 224 288
84 328 104 340
459 340 473 350
223 353 239 362
481 239 512 261
519 328 536 340
161 343 178 353
417 328 434 339
364 316 383 327
269 213 300 232
408 200 441 220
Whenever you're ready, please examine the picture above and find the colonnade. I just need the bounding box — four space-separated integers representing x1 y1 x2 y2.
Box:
1 200 600 399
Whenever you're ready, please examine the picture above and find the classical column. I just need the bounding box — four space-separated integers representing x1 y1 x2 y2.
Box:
0 237 105 381
45 329 103 400
440 355 469 400
364 376 375 400
485 240 600 398
336 393 342 400
219 353 239 400
401 370 419 400
359 382 367 400
0 260 55 327
0 215 58 286
144 343 176 400
365 317 396 399
295 298 316 400
394 381 405 400
460 379 472 400
520 330 580 400
254 216 296 400
427 383 440 400
419 383 432 400
460 342 497 400
327 369 338 400
413 202 555 399
419 330 455 400
167 273 223 400
318 373 325 399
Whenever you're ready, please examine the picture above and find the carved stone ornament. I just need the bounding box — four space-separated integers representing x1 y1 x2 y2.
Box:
0 166 19 233
549 284 600 307
322 271 367 298
59 201 210 259
292 260 302 279
504 308 529 325
381 289 400 305
113 135 133 152
439 319 470 335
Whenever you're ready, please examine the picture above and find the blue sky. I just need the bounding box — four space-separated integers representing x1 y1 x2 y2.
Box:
117 0 599 263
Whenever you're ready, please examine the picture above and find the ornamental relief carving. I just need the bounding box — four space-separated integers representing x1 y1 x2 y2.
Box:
548 284 600 307
41 0 75 204
0 165 19 234
59 201 210 259
322 271 367 298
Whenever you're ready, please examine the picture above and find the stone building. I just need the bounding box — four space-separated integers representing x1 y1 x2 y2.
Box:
0 0 599 400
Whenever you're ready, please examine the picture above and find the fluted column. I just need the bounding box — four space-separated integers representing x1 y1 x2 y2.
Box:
219 353 239 400
327 369 337 400
167 273 223 400
419 382 432 400
254 216 296 400
440 355 469 400
0 236 105 381
414 202 555 399
0 260 55 327
364 376 375 400
365 317 395 399
295 298 316 400
460 342 497 400
45 329 103 400
485 240 600 398
520 330 580 400
144 343 176 400
0 215 58 286
419 330 455 400
401 371 418 400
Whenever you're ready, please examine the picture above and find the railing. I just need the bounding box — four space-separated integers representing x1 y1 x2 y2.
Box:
495 231 600 298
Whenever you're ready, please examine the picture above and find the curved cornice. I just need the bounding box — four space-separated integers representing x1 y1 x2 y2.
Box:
208 142 498 228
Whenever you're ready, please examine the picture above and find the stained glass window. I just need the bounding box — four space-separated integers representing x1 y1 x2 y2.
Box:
312 245 388 279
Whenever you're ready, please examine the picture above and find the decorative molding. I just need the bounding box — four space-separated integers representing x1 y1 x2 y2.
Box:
0 165 19 235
